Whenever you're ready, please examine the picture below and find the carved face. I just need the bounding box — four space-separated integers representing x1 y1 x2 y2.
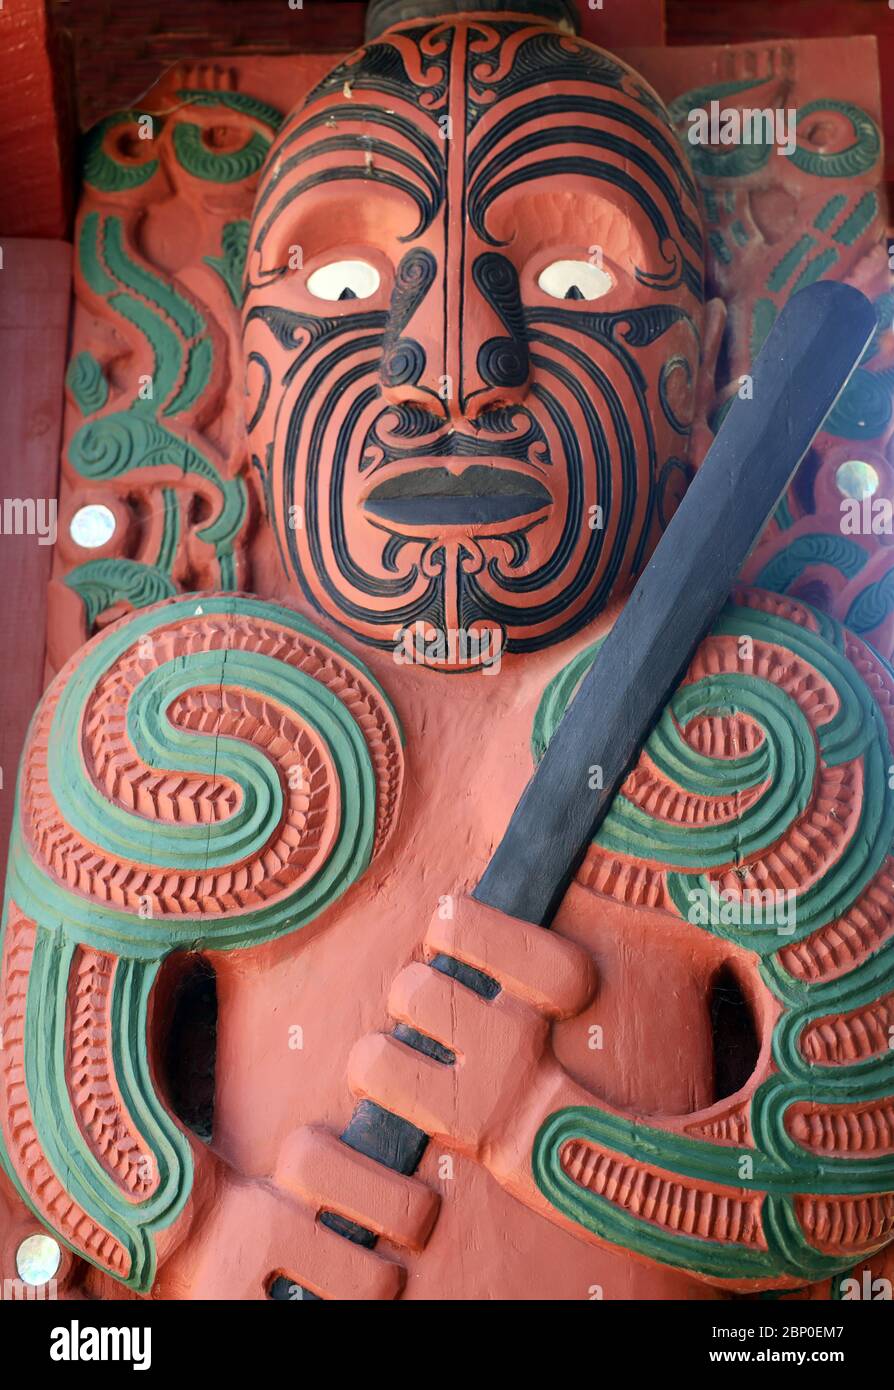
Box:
243 16 706 667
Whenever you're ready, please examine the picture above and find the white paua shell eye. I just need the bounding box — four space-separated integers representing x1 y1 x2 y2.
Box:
306 259 381 301
537 259 613 301
16 1233 61 1285
69 503 116 548
836 459 879 500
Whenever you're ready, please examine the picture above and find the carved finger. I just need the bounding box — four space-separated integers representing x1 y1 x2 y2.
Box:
348 1032 475 1148
276 1215 405 1302
276 1126 438 1252
387 960 521 1058
425 895 597 1018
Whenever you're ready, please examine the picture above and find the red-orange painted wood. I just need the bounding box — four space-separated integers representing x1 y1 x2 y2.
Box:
0 238 71 896
53 0 664 128
668 0 894 192
580 0 663 46
0 0 73 237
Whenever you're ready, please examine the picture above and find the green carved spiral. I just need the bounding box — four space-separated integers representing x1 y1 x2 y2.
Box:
71 210 249 612
789 100 881 179
82 113 159 192
173 123 271 183
8 594 401 955
531 597 894 1284
0 595 403 1289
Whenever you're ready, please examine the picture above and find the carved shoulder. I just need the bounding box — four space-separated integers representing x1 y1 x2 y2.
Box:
0 593 404 1289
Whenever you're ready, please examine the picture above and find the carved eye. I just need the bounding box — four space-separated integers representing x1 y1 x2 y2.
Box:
537 259 613 302
306 259 381 301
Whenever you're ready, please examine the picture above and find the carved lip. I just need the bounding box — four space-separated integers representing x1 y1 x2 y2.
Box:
363 464 551 526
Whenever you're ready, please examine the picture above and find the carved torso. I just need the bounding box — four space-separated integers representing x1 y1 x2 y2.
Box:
3 9 894 1302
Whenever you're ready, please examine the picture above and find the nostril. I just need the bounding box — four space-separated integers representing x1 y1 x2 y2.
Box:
708 964 760 1102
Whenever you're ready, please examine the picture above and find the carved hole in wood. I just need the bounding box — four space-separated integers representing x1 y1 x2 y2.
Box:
708 963 760 1103
157 954 218 1145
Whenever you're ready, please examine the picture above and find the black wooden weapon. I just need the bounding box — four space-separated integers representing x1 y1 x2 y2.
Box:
272 279 876 1298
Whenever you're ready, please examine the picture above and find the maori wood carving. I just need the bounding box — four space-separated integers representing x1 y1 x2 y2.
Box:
3 6 894 1300
50 80 283 672
637 39 894 662
349 589 894 1291
241 17 710 665
1 594 406 1293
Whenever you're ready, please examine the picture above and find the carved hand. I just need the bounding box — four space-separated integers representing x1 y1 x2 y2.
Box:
350 589 894 1293
349 895 598 1219
153 1131 436 1300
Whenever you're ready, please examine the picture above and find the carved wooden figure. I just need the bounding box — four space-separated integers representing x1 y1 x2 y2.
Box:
1 0 893 1301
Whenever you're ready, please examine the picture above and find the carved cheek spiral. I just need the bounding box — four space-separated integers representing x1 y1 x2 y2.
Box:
381 338 426 390
477 336 529 390
15 594 404 955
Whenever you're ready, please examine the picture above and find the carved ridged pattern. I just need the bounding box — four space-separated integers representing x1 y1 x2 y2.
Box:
0 909 129 1276
787 1101 894 1155
533 592 894 1284
561 1139 764 1246
66 947 160 1198
22 608 402 926
0 594 405 1291
796 1194 894 1253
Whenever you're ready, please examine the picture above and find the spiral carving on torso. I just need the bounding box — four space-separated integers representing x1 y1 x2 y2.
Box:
532 589 894 1286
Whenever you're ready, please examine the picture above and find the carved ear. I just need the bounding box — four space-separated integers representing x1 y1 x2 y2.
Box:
691 296 727 468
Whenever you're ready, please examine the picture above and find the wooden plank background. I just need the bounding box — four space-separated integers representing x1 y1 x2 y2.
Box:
0 0 74 237
49 0 664 125
0 239 71 896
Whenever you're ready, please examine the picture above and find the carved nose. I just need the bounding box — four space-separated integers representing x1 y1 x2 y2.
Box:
378 250 532 419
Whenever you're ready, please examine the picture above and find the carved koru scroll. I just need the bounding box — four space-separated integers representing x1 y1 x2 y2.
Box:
0 595 403 1290
658 47 894 662
535 590 894 1284
51 79 285 671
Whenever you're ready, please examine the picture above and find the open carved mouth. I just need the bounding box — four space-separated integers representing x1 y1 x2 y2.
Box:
362 465 551 527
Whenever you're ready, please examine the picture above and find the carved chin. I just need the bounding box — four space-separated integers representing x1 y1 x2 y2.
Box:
278 456 647 669
276 409 659 666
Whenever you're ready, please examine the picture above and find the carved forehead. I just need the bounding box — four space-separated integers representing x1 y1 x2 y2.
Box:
249 18 702 288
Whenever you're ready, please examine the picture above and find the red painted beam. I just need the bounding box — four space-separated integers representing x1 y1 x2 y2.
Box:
580 0 664 47
53 0 664 129
0 0 74 237
0 238 71 895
